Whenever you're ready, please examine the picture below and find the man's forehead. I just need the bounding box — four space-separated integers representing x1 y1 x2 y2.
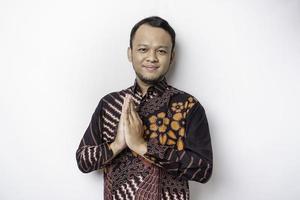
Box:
132 24 172 47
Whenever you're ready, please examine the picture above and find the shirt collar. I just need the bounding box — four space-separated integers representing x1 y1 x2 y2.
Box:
132 76 169 97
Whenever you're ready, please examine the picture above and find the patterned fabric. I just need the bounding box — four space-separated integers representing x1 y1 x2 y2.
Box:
76 77 213 200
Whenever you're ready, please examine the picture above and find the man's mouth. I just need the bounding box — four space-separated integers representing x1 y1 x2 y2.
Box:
143 65 159 72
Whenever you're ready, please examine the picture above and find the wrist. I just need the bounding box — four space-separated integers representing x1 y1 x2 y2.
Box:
110 141 125 156
134 141 147 156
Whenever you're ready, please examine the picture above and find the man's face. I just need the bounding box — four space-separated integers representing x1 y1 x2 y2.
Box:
128 24 174 85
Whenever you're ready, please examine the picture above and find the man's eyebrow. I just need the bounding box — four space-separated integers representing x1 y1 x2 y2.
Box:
157 45 169 49
136 44 170 49
137 44 149 47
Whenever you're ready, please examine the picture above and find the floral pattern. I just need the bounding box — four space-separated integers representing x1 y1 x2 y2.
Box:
77 76 212 200
171 102 184 113
184 96 196 113
144 96 196 151
148 112 170 139
170 112 186 150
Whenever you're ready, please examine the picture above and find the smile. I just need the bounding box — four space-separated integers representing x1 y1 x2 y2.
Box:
143 65 159 72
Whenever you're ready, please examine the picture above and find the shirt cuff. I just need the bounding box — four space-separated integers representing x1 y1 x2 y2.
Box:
102 142 114 164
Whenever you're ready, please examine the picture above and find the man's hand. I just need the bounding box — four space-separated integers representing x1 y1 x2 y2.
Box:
109 94 128 156
124 94 147 156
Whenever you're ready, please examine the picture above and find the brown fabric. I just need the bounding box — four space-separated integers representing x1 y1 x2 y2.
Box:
76 77 213 200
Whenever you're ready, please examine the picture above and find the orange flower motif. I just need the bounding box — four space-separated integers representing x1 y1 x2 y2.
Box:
170 113 186 137
148 112 170 139
166 130 177 145
159 134 167 145
171 102 184 113
143 125 151 139
177 137 184 151
167 130 177 139
167 139 176 145
187 96 195 109
184 96 195 108
184 96 196 114
170 112 186 150
146 111 187 150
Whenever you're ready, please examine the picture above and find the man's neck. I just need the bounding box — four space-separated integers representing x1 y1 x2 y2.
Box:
136 78 152 97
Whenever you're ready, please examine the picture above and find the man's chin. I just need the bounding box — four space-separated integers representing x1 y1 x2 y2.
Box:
136 74 163 85
141 78 159 85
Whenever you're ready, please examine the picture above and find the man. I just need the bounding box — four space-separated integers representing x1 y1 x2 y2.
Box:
76 16 213 200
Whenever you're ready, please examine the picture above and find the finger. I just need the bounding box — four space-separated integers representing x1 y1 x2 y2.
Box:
120 100 126 124
122 94 127 114
130 106 138 123
126 96 133 124
129 99 141 121
123 96 130 121
121 94 126 117
128 98 135 124
121 95 129 124
124 109 130 126
125 95 131 115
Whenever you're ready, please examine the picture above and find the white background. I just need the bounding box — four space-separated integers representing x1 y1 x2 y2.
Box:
1 0 300 199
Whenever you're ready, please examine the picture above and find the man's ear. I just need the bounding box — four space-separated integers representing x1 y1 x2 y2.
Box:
127 47 132 62
170 49 175 64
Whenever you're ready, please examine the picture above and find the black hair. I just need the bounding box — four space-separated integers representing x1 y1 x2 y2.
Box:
130 16 176 52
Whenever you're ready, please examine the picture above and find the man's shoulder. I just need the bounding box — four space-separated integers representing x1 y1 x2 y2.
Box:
99 87 132 103
168 85 199 103
167 85 206 113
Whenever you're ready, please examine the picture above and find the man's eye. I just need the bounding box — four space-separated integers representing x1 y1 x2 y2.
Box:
158 49 167 54
138 48 147 52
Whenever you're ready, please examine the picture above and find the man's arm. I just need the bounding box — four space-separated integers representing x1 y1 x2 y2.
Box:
143 101 213 183
76 99 125 173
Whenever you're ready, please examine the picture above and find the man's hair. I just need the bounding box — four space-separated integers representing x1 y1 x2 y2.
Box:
130 16 176 52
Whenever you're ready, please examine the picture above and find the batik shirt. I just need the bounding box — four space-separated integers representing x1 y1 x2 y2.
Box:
76 77 213 200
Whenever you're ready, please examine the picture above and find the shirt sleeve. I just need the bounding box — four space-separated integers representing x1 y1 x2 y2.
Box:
76 99 114 173
144 101 213 183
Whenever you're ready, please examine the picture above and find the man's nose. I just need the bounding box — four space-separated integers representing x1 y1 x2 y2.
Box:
146 50 158 62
